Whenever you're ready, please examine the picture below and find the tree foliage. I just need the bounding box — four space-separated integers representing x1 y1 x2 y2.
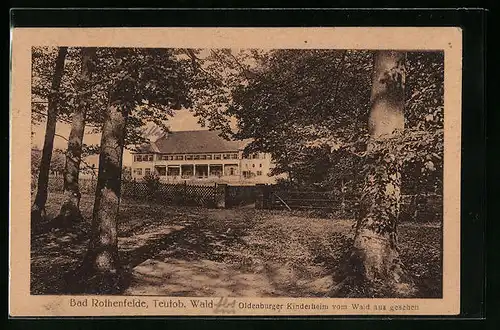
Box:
200 49 445 194
32 47 199 152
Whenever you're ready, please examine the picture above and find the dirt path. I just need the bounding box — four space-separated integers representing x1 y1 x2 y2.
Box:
124 209 353 297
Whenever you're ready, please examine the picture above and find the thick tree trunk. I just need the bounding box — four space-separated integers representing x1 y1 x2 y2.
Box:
350 51 416 297
56 48 96 227
31 47 68 221
75 77 134 294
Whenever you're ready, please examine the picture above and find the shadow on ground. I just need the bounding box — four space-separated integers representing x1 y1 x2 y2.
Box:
121 209 347 297
31 193 442 298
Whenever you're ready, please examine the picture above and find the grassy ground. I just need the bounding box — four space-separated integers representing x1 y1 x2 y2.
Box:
31 192 442 298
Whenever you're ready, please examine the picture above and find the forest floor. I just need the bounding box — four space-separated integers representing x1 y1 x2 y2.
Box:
31 192 442 298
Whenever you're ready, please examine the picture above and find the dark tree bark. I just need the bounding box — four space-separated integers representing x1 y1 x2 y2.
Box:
56 47 96 227
350 50 416 297
31 47 68 221
75 76 135 294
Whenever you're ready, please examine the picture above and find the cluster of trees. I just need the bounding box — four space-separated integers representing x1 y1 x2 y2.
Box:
198 49 443 296
31 46 443 296
31 47 200 291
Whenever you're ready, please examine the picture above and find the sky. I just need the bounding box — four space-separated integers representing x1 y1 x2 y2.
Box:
31 109 207 167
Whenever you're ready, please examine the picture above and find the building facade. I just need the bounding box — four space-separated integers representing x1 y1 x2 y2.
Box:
130 130 278 185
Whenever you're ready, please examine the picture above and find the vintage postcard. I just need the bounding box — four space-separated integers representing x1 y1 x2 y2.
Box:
10 27 462 316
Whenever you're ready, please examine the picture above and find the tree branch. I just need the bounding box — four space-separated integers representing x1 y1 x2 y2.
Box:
54 133 69 142
53 136 99 176
183 49 221 82
223 49 258 80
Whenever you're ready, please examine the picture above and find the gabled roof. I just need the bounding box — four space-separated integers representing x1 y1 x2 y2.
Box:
135 130 250 154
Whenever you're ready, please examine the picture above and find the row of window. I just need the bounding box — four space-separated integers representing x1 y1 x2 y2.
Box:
136 154 154 162
158 155 184 161
243 154 263 160
134 153 264 162
133 168 263 177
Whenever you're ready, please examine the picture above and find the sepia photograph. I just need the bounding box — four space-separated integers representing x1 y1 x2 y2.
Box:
10 27 462 316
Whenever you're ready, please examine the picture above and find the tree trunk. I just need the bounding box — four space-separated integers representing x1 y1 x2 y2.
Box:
350 51 416 297
56 47 96 227
31 47 68 221
76 78 134 294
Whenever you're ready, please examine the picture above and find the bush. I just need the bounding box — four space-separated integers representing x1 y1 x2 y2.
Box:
142 172 161 199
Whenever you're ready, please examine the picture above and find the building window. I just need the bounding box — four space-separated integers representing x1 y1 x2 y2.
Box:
252 153 259 159
257 171 262 176
223 154 231 160
175 155 184 160
134 168 143 175
231 153 238 160
199 155 206 160
252 164 255 168
206 155 212 160
230 168 235 175
135 155 142 162
193 155 200 160
186 155 193 160
259 163 262 168
214 154 221 160
139 154 153 162
156 166 166 176
145 168 151 176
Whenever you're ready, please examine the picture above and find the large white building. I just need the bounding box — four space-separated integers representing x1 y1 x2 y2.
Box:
130 130 278 185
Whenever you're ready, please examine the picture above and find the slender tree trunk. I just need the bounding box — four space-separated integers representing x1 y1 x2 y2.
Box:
56 47 96 226
31 47 68 221
77 77 134 294
349 50 416 297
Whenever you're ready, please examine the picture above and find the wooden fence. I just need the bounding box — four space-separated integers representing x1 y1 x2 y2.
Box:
226 185 258 207
256 184 442 222
43 176 218 207
122 181 217 207
40 176 441 219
